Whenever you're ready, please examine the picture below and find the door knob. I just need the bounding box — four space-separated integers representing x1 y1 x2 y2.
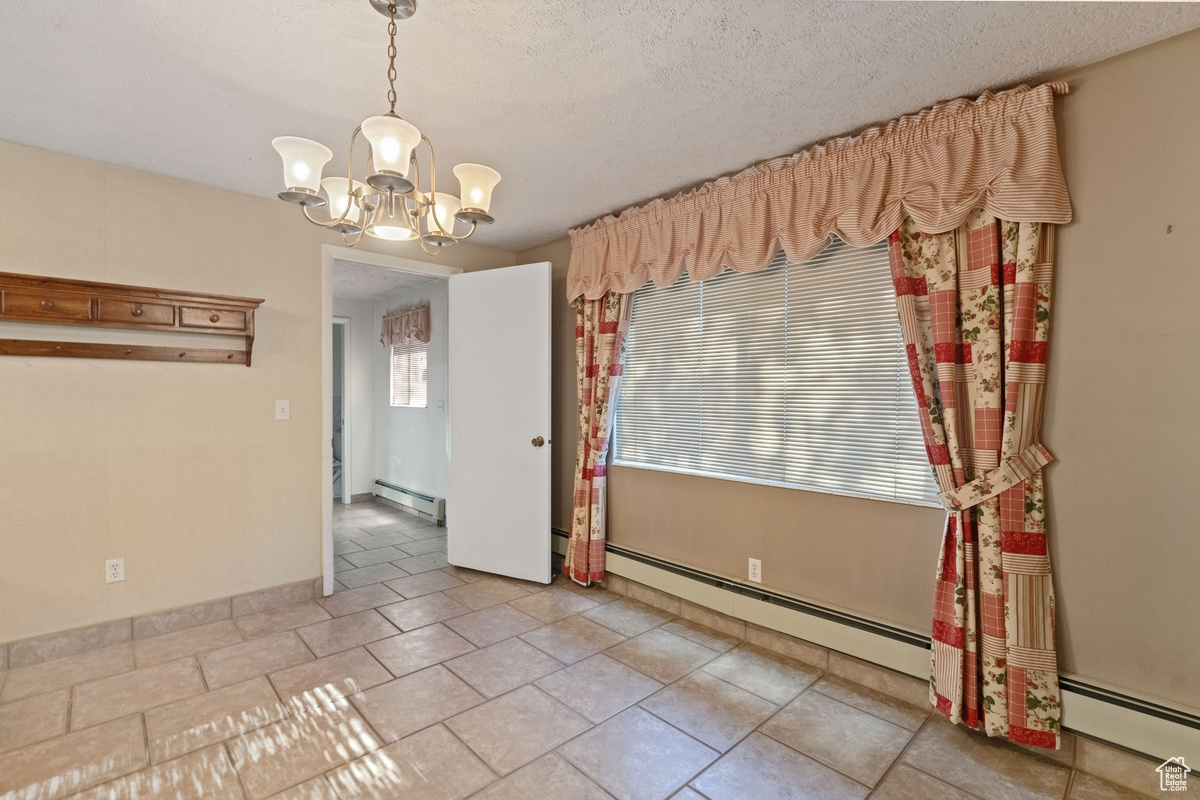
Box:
531 436 545 447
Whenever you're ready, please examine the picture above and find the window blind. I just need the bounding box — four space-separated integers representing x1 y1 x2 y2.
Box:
614 239 938 506
390 341 428 408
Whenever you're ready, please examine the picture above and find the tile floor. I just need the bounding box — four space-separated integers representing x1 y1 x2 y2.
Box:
0 501 1162 799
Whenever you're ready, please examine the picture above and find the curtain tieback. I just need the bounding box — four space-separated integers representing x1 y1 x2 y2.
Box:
939 442 1054 513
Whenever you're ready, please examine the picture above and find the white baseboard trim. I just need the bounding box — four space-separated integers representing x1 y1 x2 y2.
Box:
553 530 1200 765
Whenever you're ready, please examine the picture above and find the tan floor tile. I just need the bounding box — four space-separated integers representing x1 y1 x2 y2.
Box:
200 631 315 689
702 643 821 705
366 624 476 677
0 644 133 703
826 651 927 707
443 605 543 647
446 685 591 775
520 616 627 664
349 532 414 550
396 537 447 557
443 578 531 610
606 628 721 684
352 665 484 742
133 620 245 668
264 777 336 799
326 724 495 800
536 653 662 723
235 603 332 640
268 648 393 710
316 584 403 618
384 571 465 599
392 552 451 574
73 743 244 800
811 675 929 732
333 556 355 573
760 689 913 786
376 593 472 631
672 789 707 800
744 623 830 671
337 563 410 589
296 609 399 658
71 657 206 731
679 600 746 641
333 540 365 556
444 639 563 698
1075 736 1190 796
559 706 718 800
641 670 778 752
0 714 147 800
343 545 411 568
227 702 379 799
440 565 492 583
144 676 288 763
583 598 675 637
691 731 870 800
0 688 69 754
902 716 1071 800
661 619 740 653
1068 771 1154 799
508 587 600 623
873 763 981 800
472 753 611 800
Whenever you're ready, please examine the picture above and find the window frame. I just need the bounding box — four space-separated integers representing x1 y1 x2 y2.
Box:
389 339 429 409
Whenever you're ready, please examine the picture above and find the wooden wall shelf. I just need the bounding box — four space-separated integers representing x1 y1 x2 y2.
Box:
0 272 264 366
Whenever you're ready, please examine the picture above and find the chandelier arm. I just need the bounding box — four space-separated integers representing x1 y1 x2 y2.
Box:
420 134 454 239
445 219 479 241
301 202 347 229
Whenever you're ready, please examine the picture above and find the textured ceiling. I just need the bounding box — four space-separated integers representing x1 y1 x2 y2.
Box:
2 2 1198 251
332 259 439 300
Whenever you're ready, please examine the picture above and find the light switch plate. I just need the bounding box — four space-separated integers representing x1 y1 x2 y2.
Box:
275 400 290 420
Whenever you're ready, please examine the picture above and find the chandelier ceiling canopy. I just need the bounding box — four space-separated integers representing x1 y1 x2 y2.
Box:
271 0 500 253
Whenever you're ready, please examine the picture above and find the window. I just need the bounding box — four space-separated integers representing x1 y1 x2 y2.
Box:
390 341 428 408
613 238 938 506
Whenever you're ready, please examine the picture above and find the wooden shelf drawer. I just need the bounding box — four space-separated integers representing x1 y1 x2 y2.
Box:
180 306 246 331
1 290 93 321
97 299 175 326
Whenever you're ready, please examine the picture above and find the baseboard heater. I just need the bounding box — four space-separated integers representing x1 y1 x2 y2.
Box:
373 480 445 526
550 528 1200 764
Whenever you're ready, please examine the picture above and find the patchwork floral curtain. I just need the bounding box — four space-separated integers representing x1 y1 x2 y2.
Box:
889 210 1060 749
566 291 631 585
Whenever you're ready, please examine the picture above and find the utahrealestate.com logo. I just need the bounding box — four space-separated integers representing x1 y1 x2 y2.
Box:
1159 757 1192 792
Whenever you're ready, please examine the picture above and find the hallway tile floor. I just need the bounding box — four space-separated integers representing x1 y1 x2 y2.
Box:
0 502 1166 799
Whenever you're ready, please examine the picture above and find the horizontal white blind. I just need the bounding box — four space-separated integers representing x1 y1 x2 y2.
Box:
614 239 938 506
390 341 428 408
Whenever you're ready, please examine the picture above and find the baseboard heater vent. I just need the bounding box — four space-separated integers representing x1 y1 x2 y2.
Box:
373 480 445 526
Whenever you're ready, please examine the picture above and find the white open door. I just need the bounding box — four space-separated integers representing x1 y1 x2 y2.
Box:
447 262 552 583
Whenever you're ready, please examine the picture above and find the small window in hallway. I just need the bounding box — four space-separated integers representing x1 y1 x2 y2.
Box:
390 341 428 407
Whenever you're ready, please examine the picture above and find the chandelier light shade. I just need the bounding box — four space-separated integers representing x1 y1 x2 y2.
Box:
320 177 369 232
454 163 502 222
272 137 333 204
269 1 500 253
422 192 462 243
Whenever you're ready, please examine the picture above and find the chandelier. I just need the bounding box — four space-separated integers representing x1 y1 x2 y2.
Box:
270 0 500 253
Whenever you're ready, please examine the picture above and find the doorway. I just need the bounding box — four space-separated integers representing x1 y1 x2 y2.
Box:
321 246 461 596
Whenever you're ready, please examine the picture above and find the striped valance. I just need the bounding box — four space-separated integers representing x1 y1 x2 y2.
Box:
380 304 430 347
566 82 1072 302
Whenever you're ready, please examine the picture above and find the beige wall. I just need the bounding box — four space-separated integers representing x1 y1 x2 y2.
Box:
534 30 1200 709
0 141 515 643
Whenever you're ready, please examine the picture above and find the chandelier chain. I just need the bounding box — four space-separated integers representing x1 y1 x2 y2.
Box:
386 4 398 113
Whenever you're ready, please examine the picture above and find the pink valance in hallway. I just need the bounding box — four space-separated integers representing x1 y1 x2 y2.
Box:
566 82 1071 302
379 304 430 347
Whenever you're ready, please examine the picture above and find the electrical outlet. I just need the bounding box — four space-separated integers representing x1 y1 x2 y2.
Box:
105 558 125 584
275 400 290 420
748 558 762 583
